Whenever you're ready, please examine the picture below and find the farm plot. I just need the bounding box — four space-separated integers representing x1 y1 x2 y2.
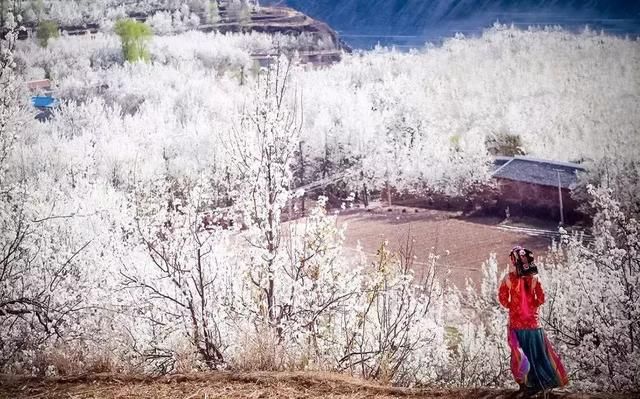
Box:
336 205 557 287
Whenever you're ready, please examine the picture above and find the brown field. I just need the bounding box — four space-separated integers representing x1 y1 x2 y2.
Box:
336 204 557 287
0 372 622 399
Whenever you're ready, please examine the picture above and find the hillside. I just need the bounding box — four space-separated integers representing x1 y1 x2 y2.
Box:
0 372 625 399
212 3 348 64
2 0 639 394
8 1 348 64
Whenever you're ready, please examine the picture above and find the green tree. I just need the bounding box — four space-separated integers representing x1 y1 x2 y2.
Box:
208 0 219 24
36 20 58 47
114 19 153 63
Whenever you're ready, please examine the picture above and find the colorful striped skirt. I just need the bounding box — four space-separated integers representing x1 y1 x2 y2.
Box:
508 328 569 391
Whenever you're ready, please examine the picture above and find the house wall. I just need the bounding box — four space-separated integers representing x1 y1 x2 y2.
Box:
382 178 586 224
495 178 583 223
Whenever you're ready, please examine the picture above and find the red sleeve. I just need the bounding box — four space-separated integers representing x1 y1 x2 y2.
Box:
533 277 545 306
498 277 510 309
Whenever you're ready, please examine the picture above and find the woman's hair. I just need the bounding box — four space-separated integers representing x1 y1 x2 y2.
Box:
509 245 537 276
509 245 534 265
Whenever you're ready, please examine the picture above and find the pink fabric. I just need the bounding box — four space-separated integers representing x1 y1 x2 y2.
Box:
508 328 530 384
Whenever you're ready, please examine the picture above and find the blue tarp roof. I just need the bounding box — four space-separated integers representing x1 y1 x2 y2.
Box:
31 96 58 108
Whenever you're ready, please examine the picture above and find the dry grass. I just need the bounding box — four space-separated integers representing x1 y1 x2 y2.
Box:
0 372 626 399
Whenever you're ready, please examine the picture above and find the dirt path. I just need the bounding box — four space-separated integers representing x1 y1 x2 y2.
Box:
0 372 622 399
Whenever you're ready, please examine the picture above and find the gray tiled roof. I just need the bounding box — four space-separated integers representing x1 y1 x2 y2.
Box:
492 156 585 189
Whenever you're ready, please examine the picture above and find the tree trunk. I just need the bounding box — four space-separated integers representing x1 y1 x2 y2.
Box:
385 181 391 207
362 183 369 207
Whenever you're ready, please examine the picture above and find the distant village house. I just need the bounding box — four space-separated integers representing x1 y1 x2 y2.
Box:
491 156 585 224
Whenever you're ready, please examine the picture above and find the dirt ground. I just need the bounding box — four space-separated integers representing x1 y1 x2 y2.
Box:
336 204 558 287
0 372 624 399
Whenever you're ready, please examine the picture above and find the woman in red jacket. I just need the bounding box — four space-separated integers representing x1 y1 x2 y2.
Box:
498 246 568 396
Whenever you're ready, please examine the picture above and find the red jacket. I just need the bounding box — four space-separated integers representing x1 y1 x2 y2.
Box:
499 272 545 329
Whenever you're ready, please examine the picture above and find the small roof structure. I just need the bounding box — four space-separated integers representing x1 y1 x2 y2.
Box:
26 79 51 91
491 156 585 190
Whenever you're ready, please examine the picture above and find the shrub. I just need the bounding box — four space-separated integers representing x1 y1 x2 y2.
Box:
36 20 59 48
485 133 526 156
